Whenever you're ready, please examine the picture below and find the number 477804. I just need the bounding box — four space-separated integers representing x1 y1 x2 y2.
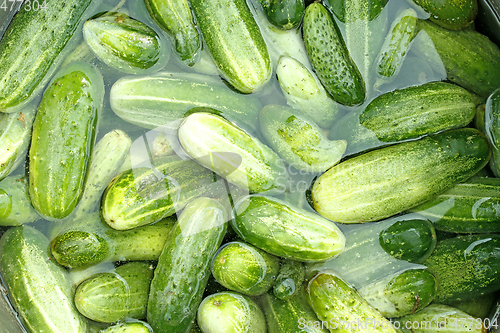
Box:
0 0 48 11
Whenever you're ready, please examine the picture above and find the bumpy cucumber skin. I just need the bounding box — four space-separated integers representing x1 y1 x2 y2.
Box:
409 177 500 233
28 62 104 220
232 195 346 261
485 88 500 177
0 0 95 113
147 198 227 333
272 260 305 300
144 0 200 66
425 234 500 303
411 0 477 30
302 3 365 106
258 0 305 30
0 176 40 226
417 19 500 98
324 0 388 22
101 321 153 333
212 241 280 296
0 226 88 333
75 262 154 323
312 128 491 223
191 0 272 93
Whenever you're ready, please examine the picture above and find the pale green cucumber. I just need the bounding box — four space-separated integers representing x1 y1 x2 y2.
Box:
101 321 153 333
485 87 500 177
0 226 88 332
276 56 340 129
61 41 95 68
259 104 346 173
178 112 288 193
0 176 39 226
191 0 272 93
272 260 305 300
28 62 104 220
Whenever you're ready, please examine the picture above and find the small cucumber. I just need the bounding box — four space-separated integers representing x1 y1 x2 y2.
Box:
191 0 272 93
75 262 154 323
272 260 305 300
101 321 153 333
0 176 40 226
144 0 200 66
147 198 227 333
211 241 280 296
232 195 346 261
0 226 88 332
258 0 305 30
485 88 500 177
409 177 500 233
197 292 266 333
302 3 365 106
312 128 491 223
410 0 477 30
324 0 388 22
259 104 346 173
28 62 104 220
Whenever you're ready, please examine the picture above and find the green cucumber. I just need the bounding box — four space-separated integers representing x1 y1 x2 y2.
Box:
0 226 88 332
147 197 227 333
28 62 104 220
75 262 154 323
0 0 97 113
312 128 491 223
272 260 305 300
0 103 36 180
178 112 287 194
416 19 500 98
109 72 262 131
211 241 280 296
410 0 477 30
408 177 500 233
232 195 346 261
450 293 495 318
306 270 397 333
258 0 305 30
50 213 175 268
197 292 266 333
485 88 500 177
358 268 438 318
0 176 40 226
144 0 200 66
424 234 500 303
275 56 340 129
191 0 272 93
324 0 388 22
302 3 365 106
83 12 167 74
101 321 153 333
259 104 346 173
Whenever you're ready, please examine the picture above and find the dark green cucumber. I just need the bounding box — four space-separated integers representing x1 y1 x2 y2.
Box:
312 128 491 223
211 241 280 296
409 177 500 233
144 0 200 66
191 0 272 93
424 234 500 303
0 176 40 226
485 88 500 177
50 213 175 268
324 0 388 22
411 0 477 30
102 321 153 333
0 226 88 332
302 3 365 106
232 195 346 262
0 0 96 113
75 262 154 323
416 19 500 98
147 197 227 333
272 260 305 300
258 0 305 30
450 293 496 318
28 62 104 220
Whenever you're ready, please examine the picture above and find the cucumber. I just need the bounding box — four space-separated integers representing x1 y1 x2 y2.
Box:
302 3 365 106
28 62 104 220
485 88 500 177
211 241 280 296
232 195 346 261
408 177 500 233
305 270 397 333
424 234 500 303
178 112 288 194
144 0 200 66
450 293 495 319
258 0 305 30
312 128 491 223
75 262 154 323
197 292 266 333
0 0 97 113
109 72 262 131
358 268 438 318
0 226 88 332
416 19 500 98
410 0 477 30
147 197 227 333
272 259 305 300
275 56 340 129
191 0 272 93
50 213 175 268
324 0 388 22
259 104 346 173
0 103 36 180
101 321 153 333
83 12 167 74
0 176 40 226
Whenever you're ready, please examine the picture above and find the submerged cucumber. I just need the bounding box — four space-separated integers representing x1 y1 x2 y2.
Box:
485 88 500 177
0 176 40 226
272 260 305 300
258 0 305 30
